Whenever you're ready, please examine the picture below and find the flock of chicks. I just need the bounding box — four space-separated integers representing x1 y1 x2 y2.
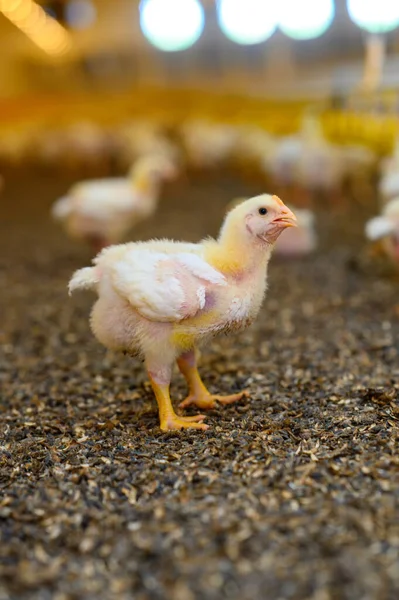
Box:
2 114 398 432
1 114 397 261
29 113 396 264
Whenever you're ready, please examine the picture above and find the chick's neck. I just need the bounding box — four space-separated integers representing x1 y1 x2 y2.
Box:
206 219 273 277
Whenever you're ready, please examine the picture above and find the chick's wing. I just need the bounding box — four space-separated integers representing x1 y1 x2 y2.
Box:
110 249 226 323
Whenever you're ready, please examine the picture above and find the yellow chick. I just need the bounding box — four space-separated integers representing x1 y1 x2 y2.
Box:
68 195 296 432
52 155 177 252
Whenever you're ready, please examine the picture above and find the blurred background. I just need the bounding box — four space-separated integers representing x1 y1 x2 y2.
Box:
2 1 399 246
1 0 399 138
2 0 399 275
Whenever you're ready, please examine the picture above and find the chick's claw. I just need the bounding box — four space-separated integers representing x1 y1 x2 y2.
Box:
179 394 216 410
213 390 250 405
179 390 249 410
160 414 208 432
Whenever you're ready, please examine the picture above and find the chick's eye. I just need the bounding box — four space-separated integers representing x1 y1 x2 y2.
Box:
258 207 268 215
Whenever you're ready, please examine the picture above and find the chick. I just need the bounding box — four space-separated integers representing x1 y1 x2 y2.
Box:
68 195 297 432
269 114 341 208
117 120 180 170
55 121 112 176
233 126 277 183
365 198 399 265
52 155 177 252
274 207 316 257
179 120 238 171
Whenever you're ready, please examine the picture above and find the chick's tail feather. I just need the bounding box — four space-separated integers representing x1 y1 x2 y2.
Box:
52 196 71 220
68 267 100 295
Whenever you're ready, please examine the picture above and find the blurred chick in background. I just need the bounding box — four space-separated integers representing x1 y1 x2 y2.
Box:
68 195 297 432
52 155 177 252
274 207 317 257
61 121 112 175
365 197 399 266
339 144 376 187
116 120 181 170
179 119 238 172
233 126 276 184
34 122 117 176
268 113 342 209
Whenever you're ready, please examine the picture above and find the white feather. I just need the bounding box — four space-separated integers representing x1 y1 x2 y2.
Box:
111 251 185 321
69 267 100 295
380 173 399 198
174 253 226 285
365 216 394 241
108 247 225 322
196 285 206 309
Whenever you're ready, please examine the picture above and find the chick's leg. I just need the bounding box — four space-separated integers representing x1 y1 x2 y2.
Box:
178 350 249 410
147 363 208 432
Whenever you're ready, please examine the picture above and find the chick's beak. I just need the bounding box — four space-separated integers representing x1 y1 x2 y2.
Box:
272 205 297 229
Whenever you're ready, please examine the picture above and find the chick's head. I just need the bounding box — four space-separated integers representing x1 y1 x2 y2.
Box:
222 194 297 246
131 155 178 184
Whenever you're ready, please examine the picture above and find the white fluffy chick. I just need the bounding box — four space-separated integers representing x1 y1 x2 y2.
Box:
269 115 342 203
62 121 111 173
180 120 238 169
117 120 180 168
274 207 317 257
52 155 177 252
234 126 277 176
35 129 67 168
365 197 399 264
68 194 297 432
339 144 376 178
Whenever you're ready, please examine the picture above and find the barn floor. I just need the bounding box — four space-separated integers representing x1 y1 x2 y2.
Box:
1 167 398 600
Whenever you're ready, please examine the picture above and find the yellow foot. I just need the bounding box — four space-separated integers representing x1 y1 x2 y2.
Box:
160 414 208 432
179 390 249 410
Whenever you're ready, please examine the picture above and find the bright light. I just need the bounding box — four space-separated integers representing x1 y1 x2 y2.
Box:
65 0 96 30
217 0 278 45
278 0 335 39
140 0 205 52
0 0 71 55
347 0 399 34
